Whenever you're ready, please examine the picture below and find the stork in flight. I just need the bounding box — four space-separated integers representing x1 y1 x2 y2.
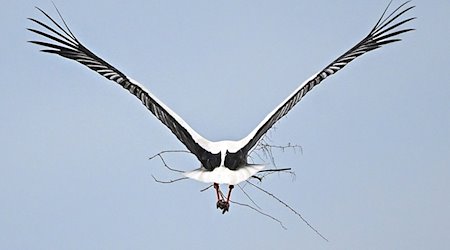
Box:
28 1 414 213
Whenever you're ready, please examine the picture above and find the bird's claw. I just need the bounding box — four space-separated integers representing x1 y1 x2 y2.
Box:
216 200 230 214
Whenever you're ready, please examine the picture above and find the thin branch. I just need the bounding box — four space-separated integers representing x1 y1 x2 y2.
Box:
151 174 188 184
148 146 318 237
148 150 194 184
200 184 213 192
149 150 190 173
246 181 329 242
218 189 225 200
258 167 292 173
250 175 263 182
230 200 287 230
262 143 303 154
148 150 192 160
252 168 296 182
255 138 278 166
249 135 303 168
237 184 261 209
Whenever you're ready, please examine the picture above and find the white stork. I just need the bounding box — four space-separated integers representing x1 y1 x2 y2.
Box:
28 1 414 213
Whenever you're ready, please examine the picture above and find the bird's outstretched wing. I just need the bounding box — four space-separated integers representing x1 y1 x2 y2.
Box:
238 1 415 154
28 6 221 169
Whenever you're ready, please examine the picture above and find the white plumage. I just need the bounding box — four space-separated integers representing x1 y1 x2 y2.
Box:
28 1 414 213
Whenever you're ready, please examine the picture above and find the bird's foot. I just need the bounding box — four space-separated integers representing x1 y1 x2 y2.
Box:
216 200 230 214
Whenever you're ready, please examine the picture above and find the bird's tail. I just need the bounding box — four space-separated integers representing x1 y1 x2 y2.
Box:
183 164 264 185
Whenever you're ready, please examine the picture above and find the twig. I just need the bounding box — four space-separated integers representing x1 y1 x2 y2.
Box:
149 150 191 160
249 135 303 167
257 168 292 173
252 168 296 182
149 150 190 173
260 143 303 154
151 174 188 184
237 184 261 209
246 181 329 242
230 200 287 230
200 184 213 192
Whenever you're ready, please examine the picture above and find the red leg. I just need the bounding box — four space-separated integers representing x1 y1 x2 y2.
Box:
214 183 220 201
220 185 234 213
214 183 224 209
226 185 234 204
215 184 234 213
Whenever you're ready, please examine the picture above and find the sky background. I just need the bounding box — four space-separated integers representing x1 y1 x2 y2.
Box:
1 0 449 249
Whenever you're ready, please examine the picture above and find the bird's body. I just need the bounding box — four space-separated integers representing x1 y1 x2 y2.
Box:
28 1 415 213
127 76 265 184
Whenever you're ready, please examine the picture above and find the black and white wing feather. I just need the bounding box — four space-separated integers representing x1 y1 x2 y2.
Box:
238 1 415 154
28 7 221 168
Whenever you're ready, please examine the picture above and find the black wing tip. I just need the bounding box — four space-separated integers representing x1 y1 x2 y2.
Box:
27 17 41 26
403 28 416 33
373 2 416 37
26 27 40 33
27 40 60 54
374 1 416 28
28 4 82 49
34 6 46 15
319 1 416 79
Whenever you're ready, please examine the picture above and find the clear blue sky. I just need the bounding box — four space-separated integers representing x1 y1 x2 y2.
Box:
1 0 449 249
